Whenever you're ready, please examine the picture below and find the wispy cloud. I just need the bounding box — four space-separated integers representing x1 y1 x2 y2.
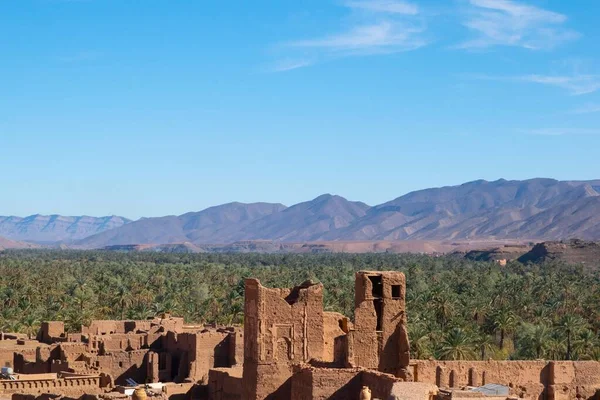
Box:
289 21 426 54
471 72 600 96
519 74 600 95
522 128 600 136
571 104 600 114
458 0 579 50
344 0 419 15
272 0 425 71
270 59 314 72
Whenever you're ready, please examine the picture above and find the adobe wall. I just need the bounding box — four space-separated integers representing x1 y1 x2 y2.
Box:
192 332 230 384
289 368 425 400
228 330 243 367
38 322 65 344
208 367 242 400
162 329 235 384
81 318 184 337
321 312 348 365
289 367 361 400
82 321 126 336
549 361 600 400
412 360 600 400
96 334 146 354
0 375 102 396
351 271 410 377
242 279 324 400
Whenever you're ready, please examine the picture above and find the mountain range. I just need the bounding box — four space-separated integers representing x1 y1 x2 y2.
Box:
2 178 600 249
0 215 130 244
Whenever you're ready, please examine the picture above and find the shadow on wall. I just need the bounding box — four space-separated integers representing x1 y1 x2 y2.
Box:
264 376 292 400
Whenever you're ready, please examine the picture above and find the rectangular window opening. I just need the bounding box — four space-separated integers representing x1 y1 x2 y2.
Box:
369 275 383 298
392 285 401 299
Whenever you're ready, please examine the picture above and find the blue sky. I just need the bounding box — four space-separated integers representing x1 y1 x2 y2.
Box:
1 0 599 219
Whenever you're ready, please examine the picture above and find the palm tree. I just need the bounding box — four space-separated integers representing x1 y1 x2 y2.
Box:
476 333 496 360
438 328 477 360
408 322 432 359
557 315 587 360
518 323 551 359
573 329 598 360
491 309 517 349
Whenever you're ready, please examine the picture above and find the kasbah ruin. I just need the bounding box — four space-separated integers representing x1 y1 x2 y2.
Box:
1 271 599 400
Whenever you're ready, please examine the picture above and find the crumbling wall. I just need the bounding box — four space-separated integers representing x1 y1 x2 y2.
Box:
350 271 410 377
228 330 243 367
413 360 550 399
81 321 125 336
321 312 348 365
290 367 361 400
242 278 324 400
208 367 242 400
548 361 600 400
38 322 65 344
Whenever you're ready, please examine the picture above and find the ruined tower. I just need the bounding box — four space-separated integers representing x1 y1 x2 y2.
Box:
347 271 411 378
242 278 324 400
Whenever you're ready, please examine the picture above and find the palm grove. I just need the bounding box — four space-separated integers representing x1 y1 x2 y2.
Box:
1 250 599 361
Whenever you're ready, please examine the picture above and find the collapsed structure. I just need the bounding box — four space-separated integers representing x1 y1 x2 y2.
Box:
1 270 600 399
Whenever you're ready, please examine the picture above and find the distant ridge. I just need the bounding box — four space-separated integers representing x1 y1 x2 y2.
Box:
0 214 130 244
0 235 40 250
3 178 600 248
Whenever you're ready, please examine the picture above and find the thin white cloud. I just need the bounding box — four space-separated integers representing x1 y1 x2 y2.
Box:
290 21 426 54
271 59 314 72
458 0 579 50
471 73 600 96
272 0 424 71
522 128 600 136
571 104 600 114
520 74 600 96
344 0 419 15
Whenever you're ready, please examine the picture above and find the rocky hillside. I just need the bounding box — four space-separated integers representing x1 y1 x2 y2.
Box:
518 239 600 265
0 215 130 244
324 178 600 241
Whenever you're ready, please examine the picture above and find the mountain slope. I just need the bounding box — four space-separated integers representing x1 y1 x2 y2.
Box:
225 194 370 242
76 202 287 247
0 215 130 243
0 236 40 250
331 179 600 241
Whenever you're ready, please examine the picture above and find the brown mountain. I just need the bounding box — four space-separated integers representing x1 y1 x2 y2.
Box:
76 202 286 248
326 179 600 241
224 194 370 242
10 178 600 249
0 236 40 250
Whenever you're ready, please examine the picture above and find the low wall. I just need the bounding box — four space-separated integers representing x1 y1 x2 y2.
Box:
412 360 600 400
290 367 361 400
0 376 101 395
208 368 242 400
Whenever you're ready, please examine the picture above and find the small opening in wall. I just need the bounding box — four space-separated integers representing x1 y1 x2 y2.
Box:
373 299 383 331
392 285 401 299
369 275 383 298
118 362 123 368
